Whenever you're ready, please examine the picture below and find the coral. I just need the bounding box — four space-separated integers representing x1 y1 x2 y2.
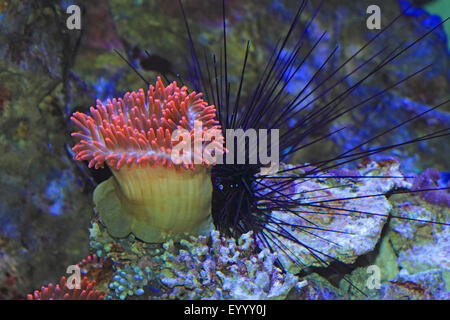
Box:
26 276 104 300
71 77 225 242
89 219 298 300
106 264 154 300
88 219 165 299
159 230 298 300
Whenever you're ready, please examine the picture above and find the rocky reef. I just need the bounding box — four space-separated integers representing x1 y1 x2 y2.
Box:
80 159 449 300
0 0 448 300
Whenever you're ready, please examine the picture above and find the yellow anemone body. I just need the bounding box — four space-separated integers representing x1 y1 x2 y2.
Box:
94 165 212 243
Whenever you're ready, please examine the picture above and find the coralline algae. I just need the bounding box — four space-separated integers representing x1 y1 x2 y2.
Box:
381 269 450 300
107 264 153 300
259 160 409 273
397 226 450 276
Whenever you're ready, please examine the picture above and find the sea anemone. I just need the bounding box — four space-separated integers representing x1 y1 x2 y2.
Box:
71 77 225 242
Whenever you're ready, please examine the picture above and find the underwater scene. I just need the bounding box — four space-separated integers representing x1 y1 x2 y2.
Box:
0 0 449 302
